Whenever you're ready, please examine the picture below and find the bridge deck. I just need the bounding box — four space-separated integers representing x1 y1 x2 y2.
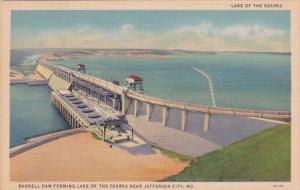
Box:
10 128 85 157
39 61 291 121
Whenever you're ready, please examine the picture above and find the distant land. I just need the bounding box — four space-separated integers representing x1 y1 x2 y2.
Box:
11 48 291 59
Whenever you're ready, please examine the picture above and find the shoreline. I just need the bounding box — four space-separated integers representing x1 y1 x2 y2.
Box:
10 69 47 85
11 48 291 55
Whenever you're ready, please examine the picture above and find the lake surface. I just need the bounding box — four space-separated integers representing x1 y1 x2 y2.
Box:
10 50 290 147
50 53 290 111
10 84 68 147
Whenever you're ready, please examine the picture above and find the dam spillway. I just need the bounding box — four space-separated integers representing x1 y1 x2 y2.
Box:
32 60 291 157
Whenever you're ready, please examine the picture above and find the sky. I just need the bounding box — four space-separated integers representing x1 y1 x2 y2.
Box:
11 10 290 52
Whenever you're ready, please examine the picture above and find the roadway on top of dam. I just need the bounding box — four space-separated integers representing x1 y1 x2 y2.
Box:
38 61 291 121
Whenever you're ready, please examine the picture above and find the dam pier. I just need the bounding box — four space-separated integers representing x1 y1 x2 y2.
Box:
11 60 291 157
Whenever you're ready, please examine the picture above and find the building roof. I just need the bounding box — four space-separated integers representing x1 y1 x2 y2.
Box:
77 64 86 67
127 75 143 81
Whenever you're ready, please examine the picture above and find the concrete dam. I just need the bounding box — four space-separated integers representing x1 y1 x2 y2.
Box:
15 60 291 157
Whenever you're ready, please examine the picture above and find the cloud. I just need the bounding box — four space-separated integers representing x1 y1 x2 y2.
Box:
120 23 135 34
12 22 289 52
176 22 286 40
221 24 286 39
176 22 215 35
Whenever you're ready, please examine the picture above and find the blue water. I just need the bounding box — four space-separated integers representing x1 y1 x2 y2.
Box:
10 50 290 147
49 53 290 111
10 84 68 147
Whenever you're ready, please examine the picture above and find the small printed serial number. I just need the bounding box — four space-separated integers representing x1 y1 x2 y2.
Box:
273 184 284 188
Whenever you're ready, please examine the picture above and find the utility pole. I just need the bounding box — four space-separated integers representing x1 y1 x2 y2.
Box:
103 126 106 142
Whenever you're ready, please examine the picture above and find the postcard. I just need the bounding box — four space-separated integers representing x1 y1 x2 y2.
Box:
0 1 299 190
